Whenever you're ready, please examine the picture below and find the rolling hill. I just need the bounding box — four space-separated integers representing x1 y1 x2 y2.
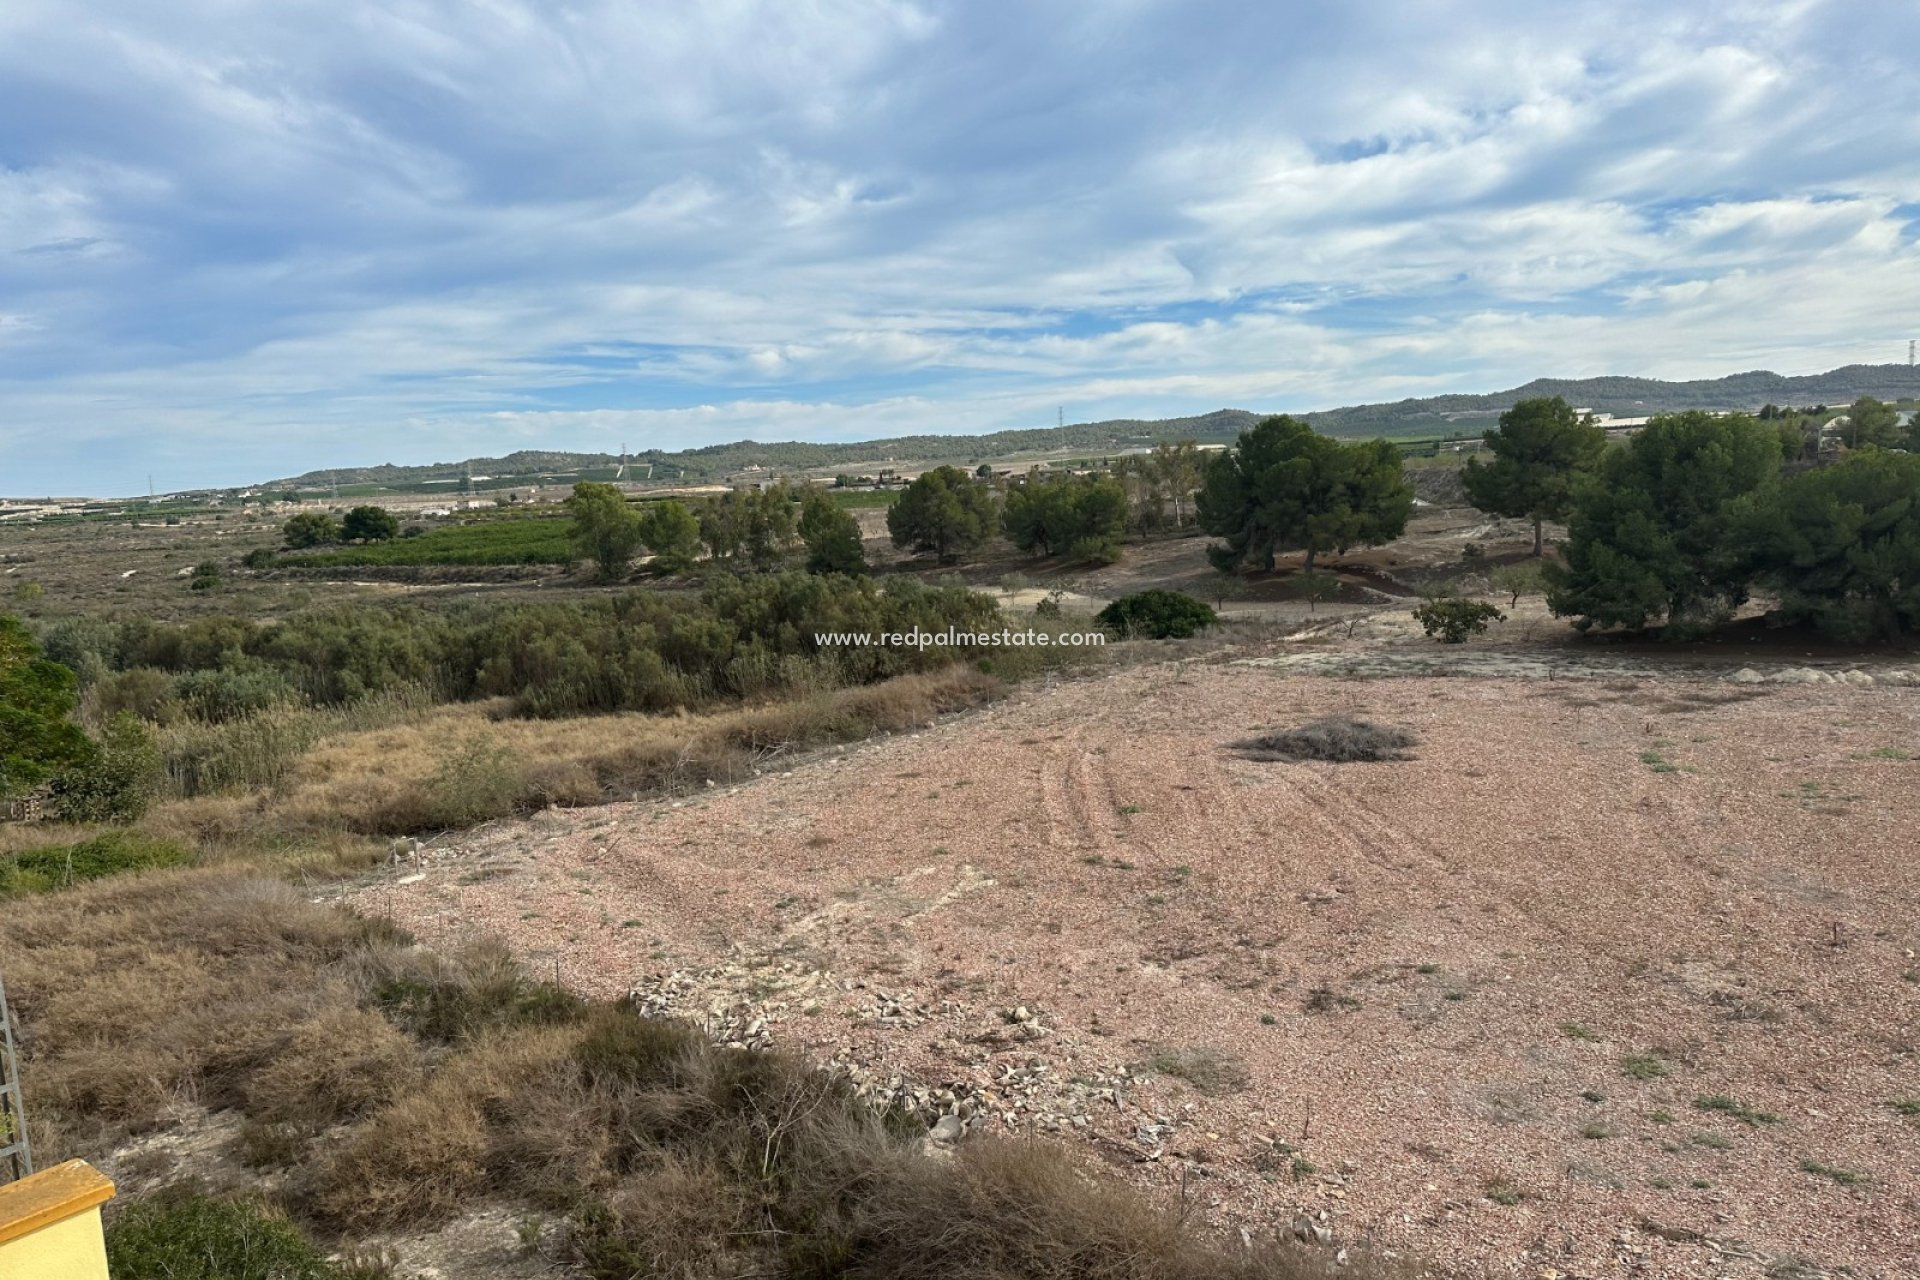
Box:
266 364 1920 491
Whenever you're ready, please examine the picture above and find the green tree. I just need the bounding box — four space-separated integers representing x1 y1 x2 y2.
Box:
1195 416 1413 573
886 466 999 563
1547 411 1783 635
281 511 341 548
1736 447 1920 643
1841 396 1901 450
0 614 94 799
565 481 643 579
1003 474 1128 562
341 505 400 542
798 490 867 576
637 499 702 574
1462 396 1607 556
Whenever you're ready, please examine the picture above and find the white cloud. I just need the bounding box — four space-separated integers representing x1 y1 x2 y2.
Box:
1 0 1918 493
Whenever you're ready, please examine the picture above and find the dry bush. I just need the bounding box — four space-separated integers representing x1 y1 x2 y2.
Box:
0 869 445 1164
1134 1044 1250 1097
154 665 1006 837
809 1139 1352 1280
1237 715 1419 763
241 1006 421 1132
8 872 1411 1280
307 1025 584 1228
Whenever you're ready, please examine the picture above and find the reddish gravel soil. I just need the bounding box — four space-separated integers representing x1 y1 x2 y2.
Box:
355 654 1920 1280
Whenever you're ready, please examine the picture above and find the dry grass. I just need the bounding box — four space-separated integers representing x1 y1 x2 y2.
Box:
148 664 1006 843
5 868 1403 1280
1236 715 1420 763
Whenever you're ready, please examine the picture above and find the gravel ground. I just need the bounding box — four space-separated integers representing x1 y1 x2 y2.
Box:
354 652 1920 1280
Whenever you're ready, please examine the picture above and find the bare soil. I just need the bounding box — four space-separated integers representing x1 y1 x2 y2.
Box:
353 643 1920 1280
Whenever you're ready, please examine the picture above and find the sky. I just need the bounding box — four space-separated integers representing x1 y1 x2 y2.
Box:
2 1 1918 496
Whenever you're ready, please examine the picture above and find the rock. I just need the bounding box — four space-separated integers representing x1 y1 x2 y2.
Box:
1728 668 1764 684
1291 1215 1332 1246
929 1114 966 1144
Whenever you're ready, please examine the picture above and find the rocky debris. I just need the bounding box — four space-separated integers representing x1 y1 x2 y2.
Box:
1727 665 1913 686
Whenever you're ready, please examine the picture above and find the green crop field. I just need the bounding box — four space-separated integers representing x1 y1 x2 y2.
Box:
280 517 575 567
828 489 899 509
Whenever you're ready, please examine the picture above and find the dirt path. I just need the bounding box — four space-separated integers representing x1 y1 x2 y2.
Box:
354 653 1920 1280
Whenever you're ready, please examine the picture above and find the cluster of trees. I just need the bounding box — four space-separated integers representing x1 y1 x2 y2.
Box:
282 505 400 548
1111 441 1208 533
883 466 1136 565
1548 411 1920 641
1195 415 1414 573
1452 393 1920 641
565 481 860 580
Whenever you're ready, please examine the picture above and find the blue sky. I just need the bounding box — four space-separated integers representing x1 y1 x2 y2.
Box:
2 0 1918 495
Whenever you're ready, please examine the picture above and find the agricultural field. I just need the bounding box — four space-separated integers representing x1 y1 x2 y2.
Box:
279 515 576 567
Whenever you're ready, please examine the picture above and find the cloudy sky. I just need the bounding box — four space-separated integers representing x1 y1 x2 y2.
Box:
3 1 1918 495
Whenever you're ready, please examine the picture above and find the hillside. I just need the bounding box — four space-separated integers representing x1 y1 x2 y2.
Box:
265 364 1920 490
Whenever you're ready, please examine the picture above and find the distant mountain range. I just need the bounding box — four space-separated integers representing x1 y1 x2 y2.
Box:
267 364 1920 490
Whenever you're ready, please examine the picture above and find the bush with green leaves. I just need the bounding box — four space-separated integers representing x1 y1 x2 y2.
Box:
35 575 1013 721
1413 596 1504 643
188 560 222 591
106 1191 364 1280
51 713 165 821
1096 589 1218 639
281 511 341 549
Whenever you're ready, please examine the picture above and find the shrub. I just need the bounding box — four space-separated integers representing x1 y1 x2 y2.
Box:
340 505 399 543
1413 596 1504 643
188 561 222 591
368 937 587 1043
281 512 340 549
82 667 177 727
0 830 192 895
173 666 298 723
50 713 165 822
1489 561 1549 607
1237 715 1419 763
1096 589 1217 639
106 1191 352 1280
